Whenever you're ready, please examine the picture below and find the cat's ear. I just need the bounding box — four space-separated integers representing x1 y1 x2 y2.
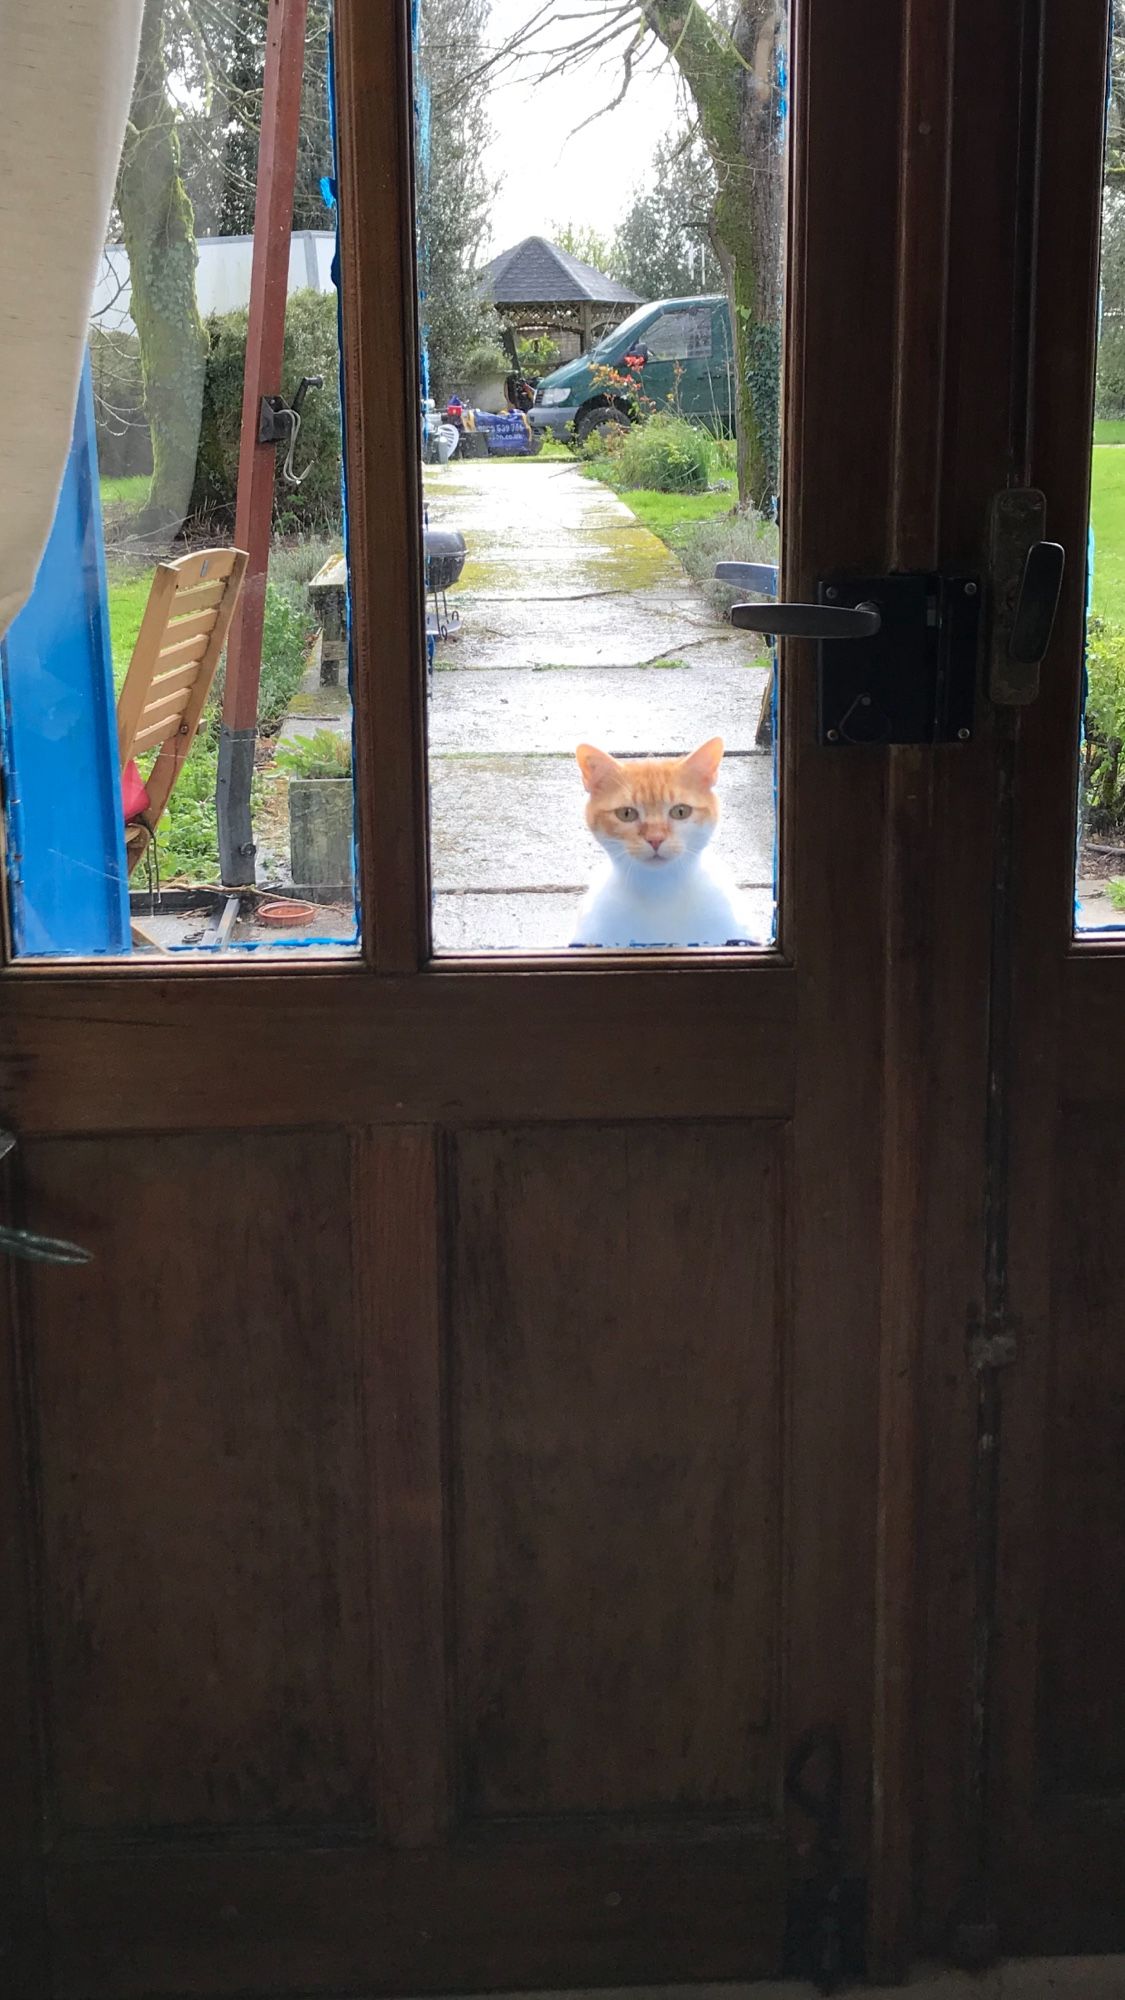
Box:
576 743 623 795
680 737 724 789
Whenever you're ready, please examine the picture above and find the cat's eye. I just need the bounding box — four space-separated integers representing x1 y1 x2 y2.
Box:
669 804 693 821
614 806 641 822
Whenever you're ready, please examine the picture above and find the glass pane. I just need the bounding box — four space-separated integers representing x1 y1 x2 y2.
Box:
0 2 357 959
1080 0 1125 932
415 0 787 953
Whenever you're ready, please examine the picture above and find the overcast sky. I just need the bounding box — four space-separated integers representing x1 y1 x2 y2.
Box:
480 0 684 254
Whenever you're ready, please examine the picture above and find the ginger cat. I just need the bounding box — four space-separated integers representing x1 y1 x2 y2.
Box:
570 737 749 947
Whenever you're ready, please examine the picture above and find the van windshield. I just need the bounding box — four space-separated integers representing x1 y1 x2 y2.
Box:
590 306 651 358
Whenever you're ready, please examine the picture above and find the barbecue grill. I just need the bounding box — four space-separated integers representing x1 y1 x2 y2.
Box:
424 525 466 642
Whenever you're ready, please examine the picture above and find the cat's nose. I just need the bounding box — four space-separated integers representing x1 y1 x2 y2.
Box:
645 832 666 852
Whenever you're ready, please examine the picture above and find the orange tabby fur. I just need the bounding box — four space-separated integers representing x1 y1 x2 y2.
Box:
571 738 747 947
576 739 724 863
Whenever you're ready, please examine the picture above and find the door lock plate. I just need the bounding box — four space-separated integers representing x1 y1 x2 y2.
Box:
817 571 980 747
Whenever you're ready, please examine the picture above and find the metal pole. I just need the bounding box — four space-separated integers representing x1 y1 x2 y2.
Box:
216 0 310 886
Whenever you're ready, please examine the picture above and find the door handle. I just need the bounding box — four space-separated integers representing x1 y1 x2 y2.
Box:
986 490 1065 704
1009 539 1064 667
721 565 980 744
731 599 882 640
713 561 882 639
0 1131 92 1265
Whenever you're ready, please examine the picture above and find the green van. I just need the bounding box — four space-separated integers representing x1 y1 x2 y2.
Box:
529 295 735 445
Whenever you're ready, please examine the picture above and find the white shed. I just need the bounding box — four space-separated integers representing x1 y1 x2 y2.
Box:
91 231 336 338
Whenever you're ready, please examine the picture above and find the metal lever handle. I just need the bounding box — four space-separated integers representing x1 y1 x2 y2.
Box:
1009 539 1064 666
731 599 882 640
0 1131 92 1266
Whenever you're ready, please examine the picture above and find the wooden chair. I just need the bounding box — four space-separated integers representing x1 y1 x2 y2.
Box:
117 546 248 878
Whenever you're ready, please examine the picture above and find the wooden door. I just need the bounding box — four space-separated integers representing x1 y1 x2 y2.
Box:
976 0 1125 1957
0 1 1076 1994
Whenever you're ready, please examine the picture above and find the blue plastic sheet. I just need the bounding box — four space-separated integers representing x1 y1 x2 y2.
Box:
0 354 130 957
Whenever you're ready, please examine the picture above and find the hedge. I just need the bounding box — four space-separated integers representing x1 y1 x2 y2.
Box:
189 289 344 534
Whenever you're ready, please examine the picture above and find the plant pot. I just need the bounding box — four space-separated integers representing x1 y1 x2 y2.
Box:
287 777 354 901
259 898 318 928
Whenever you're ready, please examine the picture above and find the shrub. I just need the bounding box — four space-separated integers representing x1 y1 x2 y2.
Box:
578 421 629 469
276 729 352 780
1083 616 1125 832
209 581 311 741
460 338 509 384
676 505 779 618
259 586 313 733
611 414 713 493
517 333 560 377
268 536 341 627
189 290 343 534
89 326 152 480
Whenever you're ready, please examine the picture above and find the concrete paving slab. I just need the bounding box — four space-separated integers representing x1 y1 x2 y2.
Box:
280 652 769 757
429 658 768 755
446 590 747 670
429 753 774 894
432 883 776 954
424 458 760 671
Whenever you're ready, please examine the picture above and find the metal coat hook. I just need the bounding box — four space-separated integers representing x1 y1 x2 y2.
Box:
0 1132 93 1266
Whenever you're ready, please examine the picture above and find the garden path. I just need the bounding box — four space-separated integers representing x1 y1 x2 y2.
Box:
282 457 776 950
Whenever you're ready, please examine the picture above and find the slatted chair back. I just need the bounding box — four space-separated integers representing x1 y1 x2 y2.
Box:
116 547 248 873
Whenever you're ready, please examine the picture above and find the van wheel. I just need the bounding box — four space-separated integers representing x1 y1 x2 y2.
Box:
574 406 629 447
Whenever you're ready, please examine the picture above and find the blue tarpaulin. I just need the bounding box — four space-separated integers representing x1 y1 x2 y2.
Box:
0 353 130 957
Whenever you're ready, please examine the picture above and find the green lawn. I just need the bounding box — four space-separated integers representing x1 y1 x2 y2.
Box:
610 446 1124 629
1091 445 1125 624
105 560 154 690
1094 419 1125 445
100 472 150 511
612 485 736 553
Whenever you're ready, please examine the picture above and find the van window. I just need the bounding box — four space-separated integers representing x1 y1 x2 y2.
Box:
646 308 713 361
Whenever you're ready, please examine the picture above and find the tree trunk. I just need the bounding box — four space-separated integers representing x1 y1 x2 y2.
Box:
117 0 208 533
642 0 786 511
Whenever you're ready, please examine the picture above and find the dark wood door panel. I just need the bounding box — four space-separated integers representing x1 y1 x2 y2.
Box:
995 1097 1125 1951
994 1077 1125 1950
45 1831 786 1999
988 0 1125 1958
23 1131 376 1833
1040 1106 1125 1796
449 1122 783 1823
0 965 796 1136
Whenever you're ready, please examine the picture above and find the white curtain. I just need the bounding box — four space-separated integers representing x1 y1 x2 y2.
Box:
0 0 144 638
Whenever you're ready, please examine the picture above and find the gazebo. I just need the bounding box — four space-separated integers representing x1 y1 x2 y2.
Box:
480 235 642 355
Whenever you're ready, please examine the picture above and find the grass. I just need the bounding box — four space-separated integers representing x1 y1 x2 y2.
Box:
105 558 155 689
100 472 150 511
1094 419 1125 445
1091 443 1125 624
603 476 777 625
613 486 736 554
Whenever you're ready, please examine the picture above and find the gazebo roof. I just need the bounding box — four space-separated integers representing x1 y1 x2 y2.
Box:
480 235 642 309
